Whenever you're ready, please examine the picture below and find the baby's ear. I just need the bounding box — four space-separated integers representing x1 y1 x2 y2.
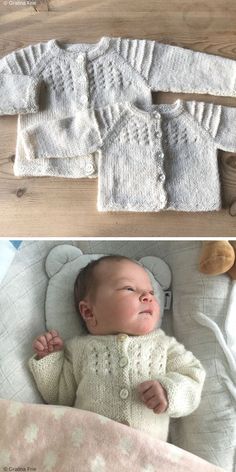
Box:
79 301 97 330
79 301 93 322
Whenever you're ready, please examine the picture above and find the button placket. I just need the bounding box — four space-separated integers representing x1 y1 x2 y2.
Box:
152 124 165 157
152 115 167 208
75 55 89 107
117 334 130 407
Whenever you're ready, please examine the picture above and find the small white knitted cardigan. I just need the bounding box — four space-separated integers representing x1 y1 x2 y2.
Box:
1 36 236 178
28 330 206 441
23 99 236 211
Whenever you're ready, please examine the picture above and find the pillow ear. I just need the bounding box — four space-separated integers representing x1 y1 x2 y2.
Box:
139 256 172 289
45 245 83 278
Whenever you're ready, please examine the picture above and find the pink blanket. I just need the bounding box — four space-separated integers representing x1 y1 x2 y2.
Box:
0 399 226 472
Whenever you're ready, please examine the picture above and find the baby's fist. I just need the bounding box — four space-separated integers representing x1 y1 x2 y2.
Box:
138 380 168 414
33 330 64 359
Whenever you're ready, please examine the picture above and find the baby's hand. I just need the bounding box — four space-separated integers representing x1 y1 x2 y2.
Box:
138 380 168 414
32 330 64 359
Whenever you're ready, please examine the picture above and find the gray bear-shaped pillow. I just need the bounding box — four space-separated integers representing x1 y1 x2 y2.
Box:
45 244 172 340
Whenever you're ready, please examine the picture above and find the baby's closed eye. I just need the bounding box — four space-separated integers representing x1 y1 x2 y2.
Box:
117 286 135 291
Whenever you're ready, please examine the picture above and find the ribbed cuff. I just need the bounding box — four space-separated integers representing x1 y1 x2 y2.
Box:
26 77 42 113
28 351 64 372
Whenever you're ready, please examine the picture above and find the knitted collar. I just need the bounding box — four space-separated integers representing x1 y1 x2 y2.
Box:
127 100 184 118
49 37 111 60
84 329 164 341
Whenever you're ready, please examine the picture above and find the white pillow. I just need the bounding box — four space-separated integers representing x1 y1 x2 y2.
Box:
45 244 172 339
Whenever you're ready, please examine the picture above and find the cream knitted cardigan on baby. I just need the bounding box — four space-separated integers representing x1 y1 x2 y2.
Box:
28 329 206 441
1 37 236 177
23 99 236 211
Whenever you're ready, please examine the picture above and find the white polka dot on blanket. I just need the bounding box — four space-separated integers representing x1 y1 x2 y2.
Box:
165 443 183 462
24 423 39 444
97 415 112 424
118 436 134 455
51 406 67 419
43 451 58 471
8 401 23 417
71 427 84 446
90 454 106 472
141 465 155 472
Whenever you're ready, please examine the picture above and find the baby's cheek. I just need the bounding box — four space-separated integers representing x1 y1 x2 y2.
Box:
155 301 161 317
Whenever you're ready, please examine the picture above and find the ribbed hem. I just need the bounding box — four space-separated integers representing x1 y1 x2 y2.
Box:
14 155 97 178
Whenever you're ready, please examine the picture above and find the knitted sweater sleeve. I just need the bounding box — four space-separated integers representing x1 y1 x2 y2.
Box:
22 107 104 160
115 38 236 97
184 100 236 152
0 42 48 115
28 337 79 406
157 336 206 418
22 102 127 160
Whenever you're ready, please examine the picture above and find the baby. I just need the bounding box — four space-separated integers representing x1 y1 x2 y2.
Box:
29 255 206 440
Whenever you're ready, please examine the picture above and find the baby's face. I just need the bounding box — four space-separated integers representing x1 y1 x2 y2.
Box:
80 259 160 335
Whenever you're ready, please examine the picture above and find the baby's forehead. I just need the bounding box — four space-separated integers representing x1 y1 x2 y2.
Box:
95 259 151 282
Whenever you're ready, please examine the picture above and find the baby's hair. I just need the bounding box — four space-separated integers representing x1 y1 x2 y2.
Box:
74 255 139 318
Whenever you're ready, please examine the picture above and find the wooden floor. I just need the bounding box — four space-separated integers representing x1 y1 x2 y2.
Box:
1 0 236 237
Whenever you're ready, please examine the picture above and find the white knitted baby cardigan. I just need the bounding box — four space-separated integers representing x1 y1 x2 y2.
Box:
28 329 205 441
23 99 236 211
1 36 236 178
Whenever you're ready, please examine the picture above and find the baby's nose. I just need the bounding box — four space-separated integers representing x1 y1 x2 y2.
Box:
140 291 152 302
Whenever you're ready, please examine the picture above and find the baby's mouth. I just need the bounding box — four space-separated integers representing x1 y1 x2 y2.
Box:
138 310 152 316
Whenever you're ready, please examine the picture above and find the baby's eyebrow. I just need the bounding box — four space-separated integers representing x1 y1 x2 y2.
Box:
115 277 153 289
115 277 134 283
115 277 142 282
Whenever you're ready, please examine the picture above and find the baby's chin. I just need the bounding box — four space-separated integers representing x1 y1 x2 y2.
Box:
131 327 157 336
125 322 158 336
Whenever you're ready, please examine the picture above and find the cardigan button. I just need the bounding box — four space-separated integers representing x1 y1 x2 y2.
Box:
117 334 128 342
158 173 165 182
85 163 94 174
81 95 88 104
120 388 129 399
119 356 128 368
76 55 85 63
